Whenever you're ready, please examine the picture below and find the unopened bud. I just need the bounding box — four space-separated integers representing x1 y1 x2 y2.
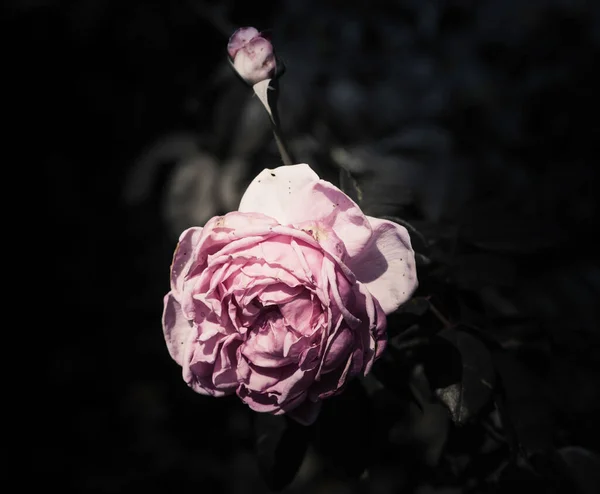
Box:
227 27 276 85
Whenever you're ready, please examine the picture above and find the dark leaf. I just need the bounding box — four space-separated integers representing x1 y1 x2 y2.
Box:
421 328 496 425
498 449 600 494
398 297 431 317
389 365 450 467
460 200 563 254
338 167 362 205
448 253 516 290
254 414 311 491
313 379 371 477
455 289 488 328
388 297 432 334
333 148 417 217
558 447 600 494
389 325 432 353
497 461 549 493
492 350 556 453
527 450 594 494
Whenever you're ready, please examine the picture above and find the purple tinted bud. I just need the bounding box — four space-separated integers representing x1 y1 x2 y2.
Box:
227 27 260 59
228 27 276 85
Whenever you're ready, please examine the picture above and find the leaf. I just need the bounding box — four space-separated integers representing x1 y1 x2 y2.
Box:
333 147 417 217
497 461 548 492
448 253 516 290
460 200 563 254
313 380 371 477
397 297 431 317
389 324 432 353
338 167 362 204
388 364 451 467
254 414 311 491
386 297 432 337
497 449 600 494
525 449 599 494
558 447 600 494
422 328 496 425
492 350 556 453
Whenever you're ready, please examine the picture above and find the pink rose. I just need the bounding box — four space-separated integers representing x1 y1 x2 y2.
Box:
162 164 417 424
227 27 276 84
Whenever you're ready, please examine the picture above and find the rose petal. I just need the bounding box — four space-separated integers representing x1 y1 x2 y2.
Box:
170 227 202 296
258 283 304 305
238 164 374 260
237 386 280 413
348 216 418 314
162 293 193 366
242 363 297 393
320 327 353 374
309 181 372 259
233 36 276 85
212 333 242 390
324 259 361 329
186 212 278 279
312 352 354 399
278 291 319 334
355 282 387 374
227 26 260 59
238 164 320 224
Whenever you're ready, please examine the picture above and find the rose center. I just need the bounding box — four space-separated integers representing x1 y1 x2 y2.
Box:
242 305 297 362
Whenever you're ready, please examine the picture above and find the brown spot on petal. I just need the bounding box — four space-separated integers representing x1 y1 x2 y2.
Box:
302 224 328 242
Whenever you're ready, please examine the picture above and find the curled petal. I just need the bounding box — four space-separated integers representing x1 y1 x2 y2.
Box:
212 333 243 391
349 217 418 314
162 293 193 366
227 26 260 59
232 36 276 85
170 227 203 296
321 327 353 374
278 291 321 333
237 386 280 413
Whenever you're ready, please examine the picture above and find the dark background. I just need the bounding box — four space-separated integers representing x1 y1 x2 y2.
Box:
12 1 600 493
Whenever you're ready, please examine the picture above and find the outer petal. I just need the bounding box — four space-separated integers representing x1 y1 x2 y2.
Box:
170 227 203 296
239 164 373 259
348 217 418 314
227 26 260 59
162 293 194 366
233 36 276 85
238 164 320 224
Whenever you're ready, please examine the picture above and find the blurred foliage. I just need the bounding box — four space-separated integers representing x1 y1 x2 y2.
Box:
16 0 600 493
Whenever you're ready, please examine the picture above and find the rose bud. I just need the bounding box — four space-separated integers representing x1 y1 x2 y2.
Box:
227 27 277 85
227 26 260 59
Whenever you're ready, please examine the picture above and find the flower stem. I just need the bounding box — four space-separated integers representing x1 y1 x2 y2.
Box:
428 300 453 329
271 123 293 166
253 79 294 165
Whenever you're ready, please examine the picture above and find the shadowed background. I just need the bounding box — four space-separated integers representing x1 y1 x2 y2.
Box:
11 1 600 493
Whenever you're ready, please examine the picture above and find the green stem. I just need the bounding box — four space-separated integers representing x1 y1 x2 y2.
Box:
271 124 293 165
253 79 294 165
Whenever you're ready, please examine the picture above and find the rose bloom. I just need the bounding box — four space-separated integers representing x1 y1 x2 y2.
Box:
163 164 417 424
